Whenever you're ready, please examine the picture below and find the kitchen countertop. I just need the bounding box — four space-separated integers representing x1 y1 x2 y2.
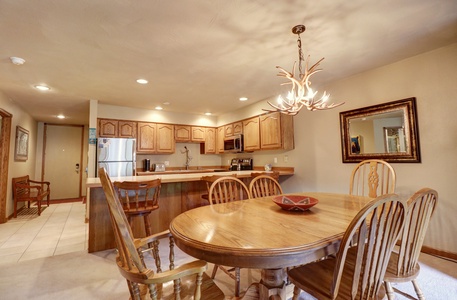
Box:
86 169 294 188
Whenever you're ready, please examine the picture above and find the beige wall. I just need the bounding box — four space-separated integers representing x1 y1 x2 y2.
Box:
0 91 38 217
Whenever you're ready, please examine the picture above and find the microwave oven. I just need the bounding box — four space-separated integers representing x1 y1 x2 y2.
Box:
224 134 243 152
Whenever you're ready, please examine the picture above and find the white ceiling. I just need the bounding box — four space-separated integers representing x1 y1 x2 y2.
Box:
1 0 457 125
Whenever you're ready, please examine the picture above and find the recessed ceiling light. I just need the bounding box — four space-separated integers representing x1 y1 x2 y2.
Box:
35 85 50 91
57 114 66 119
205 112 212 116
239 97 248 101
136 79 148 84
155 106 163 110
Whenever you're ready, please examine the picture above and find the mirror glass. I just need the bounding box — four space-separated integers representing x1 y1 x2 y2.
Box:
340 97 421 163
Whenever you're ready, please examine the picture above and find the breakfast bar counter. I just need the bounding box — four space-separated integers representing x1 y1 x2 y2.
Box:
87 169 293 252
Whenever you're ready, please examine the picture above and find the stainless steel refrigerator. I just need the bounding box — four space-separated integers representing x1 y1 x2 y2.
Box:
97 138 136 177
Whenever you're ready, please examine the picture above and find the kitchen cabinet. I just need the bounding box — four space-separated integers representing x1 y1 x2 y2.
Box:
175 125 191 142
98 119 136 138
260 112 294 150
191 126 206 142
201 127 216 154
233 122 243 135
137 122 175 154
243 116 260 151
217 126 225 153
156 123 175 153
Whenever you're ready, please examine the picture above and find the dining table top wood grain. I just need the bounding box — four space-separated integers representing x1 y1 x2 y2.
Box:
169 192 373 270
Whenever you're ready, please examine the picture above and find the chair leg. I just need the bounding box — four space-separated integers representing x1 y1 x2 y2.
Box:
235 267 241 297
385 281 395 300
37 199 42 216
412 279 425 300
211 265 219 279
292 285 301 300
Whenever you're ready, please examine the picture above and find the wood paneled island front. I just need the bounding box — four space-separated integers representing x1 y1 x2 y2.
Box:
86 169 293 253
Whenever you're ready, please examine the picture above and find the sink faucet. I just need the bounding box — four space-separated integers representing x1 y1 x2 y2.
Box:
180 146 193 170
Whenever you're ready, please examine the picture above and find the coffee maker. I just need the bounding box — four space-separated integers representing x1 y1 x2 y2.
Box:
230 158 253 171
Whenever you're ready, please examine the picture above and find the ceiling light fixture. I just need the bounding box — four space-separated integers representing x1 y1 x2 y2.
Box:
136 79 148 84
155 106 163 110
10 57 25 65
57 114 66 119
264 25 344 116
34 85 50 91
205 112 212 116
239 97 248 101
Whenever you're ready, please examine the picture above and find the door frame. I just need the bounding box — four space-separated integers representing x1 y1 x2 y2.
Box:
42 123 84 199
0 109 12 223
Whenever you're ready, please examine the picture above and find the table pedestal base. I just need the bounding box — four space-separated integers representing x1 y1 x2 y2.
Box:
259 268 286 299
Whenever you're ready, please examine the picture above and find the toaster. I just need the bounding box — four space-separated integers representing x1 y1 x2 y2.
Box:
154 163 166 172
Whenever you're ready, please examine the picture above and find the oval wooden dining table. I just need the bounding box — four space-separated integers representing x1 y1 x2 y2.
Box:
169 192 372 299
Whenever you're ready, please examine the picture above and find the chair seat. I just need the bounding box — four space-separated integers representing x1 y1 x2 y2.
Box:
288 248 386 300
137 272 225 300
384 251 421 283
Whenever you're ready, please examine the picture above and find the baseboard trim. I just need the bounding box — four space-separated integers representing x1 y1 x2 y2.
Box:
422 245 457 262
50 198 84 204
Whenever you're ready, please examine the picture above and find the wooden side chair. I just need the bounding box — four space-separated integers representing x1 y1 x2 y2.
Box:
249 174 283 198
208 176 251 297
99 168 224 300
287 193 406 300
349 159 396 198
384 188 438 300
200 174 237 202
113 178 161 241
12 175 50 217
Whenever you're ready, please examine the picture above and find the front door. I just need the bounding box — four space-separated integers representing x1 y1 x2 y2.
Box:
43 124 83 200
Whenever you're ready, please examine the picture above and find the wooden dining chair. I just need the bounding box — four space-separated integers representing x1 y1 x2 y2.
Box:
99 168 224 300
249 174 283 198
349 159 396 198
384 188 438 300
208 176 251 297
200 174 237 203
287 193 406 300
113 178 161 244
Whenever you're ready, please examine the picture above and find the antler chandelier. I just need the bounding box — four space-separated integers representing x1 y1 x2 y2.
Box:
264 25 344 116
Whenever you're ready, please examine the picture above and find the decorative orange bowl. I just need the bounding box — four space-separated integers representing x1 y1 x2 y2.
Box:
272 195 319 212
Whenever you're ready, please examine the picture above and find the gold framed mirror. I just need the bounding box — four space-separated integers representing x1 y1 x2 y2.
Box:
340 97 421 163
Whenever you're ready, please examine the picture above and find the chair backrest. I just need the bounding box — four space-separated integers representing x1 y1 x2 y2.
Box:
99 168 151 275
249 175 283 198
349 159 396 198
395 188 438 276
201 174 237 194
113 179 161 214
208 176 251 205
250 171 280 181
331 194 406 299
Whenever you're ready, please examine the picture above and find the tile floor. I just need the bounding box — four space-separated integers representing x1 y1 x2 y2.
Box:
0 202 87 264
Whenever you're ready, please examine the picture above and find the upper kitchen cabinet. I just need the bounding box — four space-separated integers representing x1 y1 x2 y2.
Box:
175 125 191 142
201 127 216 154
224 121 243 137
191 127 206 142
260 112 294 150
137 122 175 154
98 119 137 138
217 126 225 153
119 121 137 138
243 117 260 151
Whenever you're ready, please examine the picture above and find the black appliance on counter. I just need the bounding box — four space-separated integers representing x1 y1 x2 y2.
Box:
230 158 253 171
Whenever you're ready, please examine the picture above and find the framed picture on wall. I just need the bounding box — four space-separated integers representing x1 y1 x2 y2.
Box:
350 135 361 154
15 126 29 161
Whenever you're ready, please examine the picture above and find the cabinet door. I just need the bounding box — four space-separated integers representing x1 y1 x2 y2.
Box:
260 112 282 149
98 119 118 137
202 127 216 154
191 127 206 142
224 124 234 137
233 122 243 135
217 126 225 153
175 125 191 142
118 121 137 138
137 122 156 153
243 117 260 151
156 123 175 153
